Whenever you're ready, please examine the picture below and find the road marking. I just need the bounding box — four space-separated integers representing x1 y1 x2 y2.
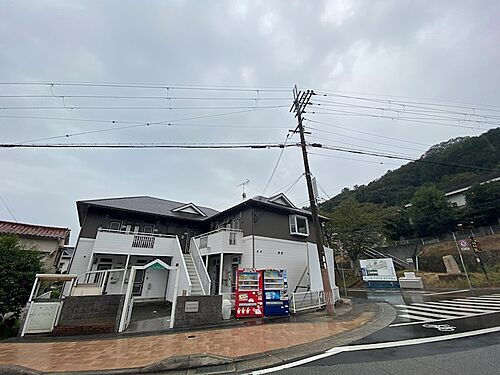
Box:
395 305 471 317
389 310 500 327
398 314 430 322
422 302 497 313
250 326 500 374
423 289 470 296
452 299 500 305
436 301 500 310
396 307 462 320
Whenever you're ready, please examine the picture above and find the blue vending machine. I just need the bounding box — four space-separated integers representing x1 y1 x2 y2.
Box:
263 269 289 316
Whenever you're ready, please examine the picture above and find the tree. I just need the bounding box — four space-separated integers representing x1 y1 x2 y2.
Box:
325 199 390 273
0 235 44 318
409 185 455 237
463 181 500 226
384 207 415 241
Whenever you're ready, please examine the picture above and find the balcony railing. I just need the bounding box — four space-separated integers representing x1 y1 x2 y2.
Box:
194 228 243 255
94 228 177 256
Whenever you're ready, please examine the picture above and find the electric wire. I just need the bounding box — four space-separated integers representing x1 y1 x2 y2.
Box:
0 195 17 222
305 118 431 147
261 132 292 195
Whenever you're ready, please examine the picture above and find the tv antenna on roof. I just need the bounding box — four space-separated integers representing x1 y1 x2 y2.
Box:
236 179 250 200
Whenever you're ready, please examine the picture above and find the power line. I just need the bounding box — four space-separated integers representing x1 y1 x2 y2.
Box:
312 97 500 120
314 89 500 111
305 119 431 147
309 109 494 130
12 107 287 143
0 104 290 111
261 133 291 195
0 81 291 92
270 173 305 197
0 195 17 222
308 151 407 166
307 132 423 156
318 144 500 172
0 95 291 101
0 142 297 149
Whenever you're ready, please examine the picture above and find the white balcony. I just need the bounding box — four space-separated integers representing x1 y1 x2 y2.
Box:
194 228 244 256
93 228 179 256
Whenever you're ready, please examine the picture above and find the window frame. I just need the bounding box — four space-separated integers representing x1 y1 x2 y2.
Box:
289 214 309 237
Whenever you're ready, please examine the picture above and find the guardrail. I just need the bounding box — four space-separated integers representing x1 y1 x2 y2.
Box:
190 237 211 295
290 290 325 314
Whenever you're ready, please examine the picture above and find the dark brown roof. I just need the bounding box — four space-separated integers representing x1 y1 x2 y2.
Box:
77 196 219 225
0 220 70 240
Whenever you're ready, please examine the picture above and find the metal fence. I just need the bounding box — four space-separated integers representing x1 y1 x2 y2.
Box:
290 290 325 313
381 224 500 248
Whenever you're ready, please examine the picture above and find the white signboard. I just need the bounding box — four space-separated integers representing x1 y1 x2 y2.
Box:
359 258 397 282
458 239 471 252
185 301 199 313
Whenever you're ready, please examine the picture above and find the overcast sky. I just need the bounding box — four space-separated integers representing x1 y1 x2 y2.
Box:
1 0 499 243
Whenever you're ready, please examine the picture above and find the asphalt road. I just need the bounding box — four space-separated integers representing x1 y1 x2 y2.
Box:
263 289 500 375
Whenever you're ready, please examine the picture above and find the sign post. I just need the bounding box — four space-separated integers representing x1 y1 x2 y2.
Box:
452 232 472 290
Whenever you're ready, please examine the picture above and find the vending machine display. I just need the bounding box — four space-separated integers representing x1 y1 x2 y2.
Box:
235 269 263 318
263 269 289 316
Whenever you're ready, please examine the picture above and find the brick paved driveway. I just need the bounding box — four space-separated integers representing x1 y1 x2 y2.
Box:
0 313 373 372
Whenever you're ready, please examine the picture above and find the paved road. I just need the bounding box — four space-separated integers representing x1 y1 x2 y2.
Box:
278 336 500 374
255 290 500 375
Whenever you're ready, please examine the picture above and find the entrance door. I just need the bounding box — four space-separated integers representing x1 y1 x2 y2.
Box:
132 269 145 296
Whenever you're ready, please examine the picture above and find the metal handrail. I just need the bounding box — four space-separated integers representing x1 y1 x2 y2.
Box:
190 238 211 295
175 237 192 296
193 227 243 239
71 268 126 295
98 228 176 238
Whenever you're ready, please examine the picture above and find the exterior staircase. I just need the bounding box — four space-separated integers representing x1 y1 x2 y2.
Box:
361 247 409 270
183 253 204 295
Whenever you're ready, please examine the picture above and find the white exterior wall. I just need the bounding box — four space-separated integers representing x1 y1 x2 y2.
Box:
68 238 95 277
236 236 337 296
67 234 190 302
446 192 467 207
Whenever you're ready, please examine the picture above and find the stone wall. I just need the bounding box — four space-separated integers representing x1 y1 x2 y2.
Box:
174 295 222 329
52 295 124 336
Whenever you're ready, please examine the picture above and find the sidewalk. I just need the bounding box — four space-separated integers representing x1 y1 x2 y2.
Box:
0 301 394 374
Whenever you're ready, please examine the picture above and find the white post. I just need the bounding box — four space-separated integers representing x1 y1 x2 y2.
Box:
219 253 224 295
120 254 131 294
169 266 181 329
87 253 94 272
21 277 40 337
119 266 136 332
292 293 296 314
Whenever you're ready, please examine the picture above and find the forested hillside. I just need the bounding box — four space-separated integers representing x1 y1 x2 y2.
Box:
320 127 500 211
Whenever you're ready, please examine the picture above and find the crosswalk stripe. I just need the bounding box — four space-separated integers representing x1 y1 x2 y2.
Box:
413 302 490 313
457 297 500 303
395 304 469 316
461 296 500 301
426 301 500 310
451 298 500 305
396 308 458 320
398 314 430 322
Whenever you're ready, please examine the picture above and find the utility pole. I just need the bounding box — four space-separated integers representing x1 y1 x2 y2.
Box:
291 85 335 316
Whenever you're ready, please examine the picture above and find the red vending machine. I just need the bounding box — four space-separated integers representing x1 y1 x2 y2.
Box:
235 268 263 318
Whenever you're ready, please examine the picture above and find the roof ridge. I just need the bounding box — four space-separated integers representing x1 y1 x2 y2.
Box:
0 219 70 231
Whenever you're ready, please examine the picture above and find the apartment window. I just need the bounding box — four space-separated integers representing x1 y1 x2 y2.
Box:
289 215 309 236
143 225 154 234
109 221 121 231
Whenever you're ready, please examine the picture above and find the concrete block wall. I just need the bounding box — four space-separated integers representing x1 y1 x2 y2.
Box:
174 295 222 329
52 294 124 335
